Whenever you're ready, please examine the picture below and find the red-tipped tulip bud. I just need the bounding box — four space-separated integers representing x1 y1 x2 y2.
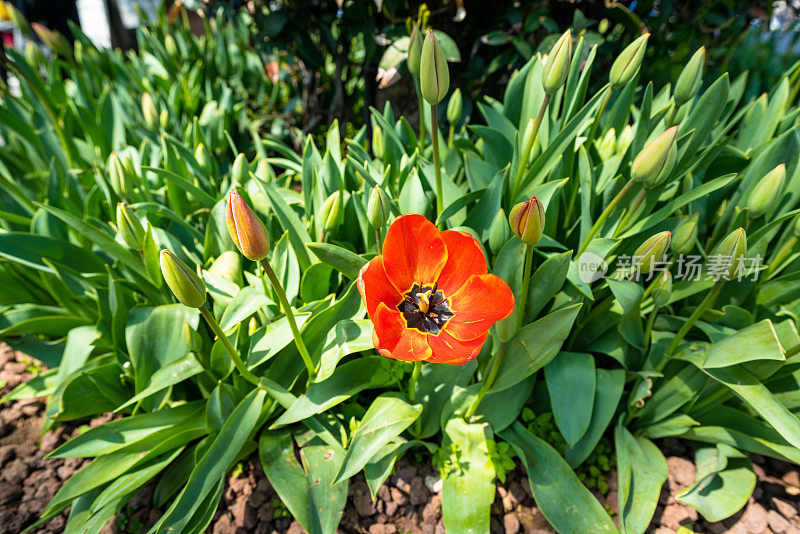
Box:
407 24 423 78
226 190 270 261
610 34 649 89
367 186 390 228
116 202 145 251
142 92 159 130
160 250 206 308
651 270 672 309
631 126 679 188
674 47 706 106
747 164 786 218
671 213 698 255
420 30 450 105
634 231 671 275
542 30 572 95
712 227 747 279
509 196 545 245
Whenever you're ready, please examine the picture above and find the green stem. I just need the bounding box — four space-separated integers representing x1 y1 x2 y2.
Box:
512 95 550 202
577 179 635 256
665 281 724 356
464 342 505 421
200 306 260 386
432 105 443 227
448 124 454 147
374 226 383 254
613 187 647 238
416 78 426 150
516 244 535 330
587 90 612 141
260 259 315 381
408 361 421 403
643 306 658 349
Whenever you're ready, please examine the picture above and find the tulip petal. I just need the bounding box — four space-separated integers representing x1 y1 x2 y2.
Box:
357 256 402 318
382 214 447 294
372 302 432 362
427 330 487 365
445 274 515 341
437 230 487 295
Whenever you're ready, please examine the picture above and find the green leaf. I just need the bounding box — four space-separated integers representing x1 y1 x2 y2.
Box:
501 422 618 533
615 426 668 534
0 233 105 273
566 369 625 466
525 251 572 319
316 319 374 382
334 393 421 484
219 285 275 333
545 352 596 447
115 353 205 412
414 361 477 438
247 312 312 368
307 242 368 280
205 383 244 434
363 439 436 498
259 180 313 271
701 319 785 368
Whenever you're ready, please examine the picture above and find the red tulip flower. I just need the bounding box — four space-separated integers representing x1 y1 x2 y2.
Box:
357 214 515 364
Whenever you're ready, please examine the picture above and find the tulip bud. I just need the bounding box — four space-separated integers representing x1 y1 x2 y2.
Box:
674 47 705 106
747 164 786 218
634 231 671 275
108 153 132 198
509 196 545 245
24 41 45 69
420 30 450 105
232 153 249 185
631 126 679 188
142 92 159 130
407 24 423 78
617 125 634 153
226 190 271 261
321 191 344 233
182 322 203 353
32 23 71 59
160 250 206 308
165 34 178 59
208 250 242 284
195 143 214 175
255 158 276 182
609 34 649 89
712 227 747 279
651 270 672 309
367 186 390 228
371 125 384 159
520 118 536 162
672 213 698 255
447 88 462 125
116 202 145 251
542 30 572 96
597 128 616 161
248 317 259 336
159 109 169 129
488 209 511 254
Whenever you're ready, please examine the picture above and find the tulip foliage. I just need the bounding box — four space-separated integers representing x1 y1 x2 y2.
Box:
3 10 800 534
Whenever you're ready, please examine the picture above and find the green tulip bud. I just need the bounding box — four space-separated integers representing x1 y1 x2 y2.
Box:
367 186 390 228
232 153 249 185
208 250 242 284
371 126 384 160
255 158 276 182
631 126 679 188
142 92 159 130
32 23 72 59
108 152 132 198
617 125 634 154
609 34 649 89
116 202 145 251
674 47 705 106
672 213 698 255
542 30 572 96
159 109 169 129
597 128 616 161
488 209 511 254
321 191 344 233
420 30 450 105
509 195 545 246
651 271 672 309
160 249 206 308
226 190 271 261
407 24 423 78
634 231 671 275
24 41 45 69
182 322 203 353
165 34 178 58
712 227 747 279
447 88 462 125
747 164 786 218
195 143 214 175
520 118 536 163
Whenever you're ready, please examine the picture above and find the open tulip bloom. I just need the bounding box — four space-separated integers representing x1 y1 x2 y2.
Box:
358 214 515 364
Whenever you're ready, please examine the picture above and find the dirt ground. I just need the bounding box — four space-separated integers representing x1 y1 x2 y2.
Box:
1 342 799 534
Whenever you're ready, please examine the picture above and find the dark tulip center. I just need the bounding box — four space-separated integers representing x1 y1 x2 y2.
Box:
398 283 453 334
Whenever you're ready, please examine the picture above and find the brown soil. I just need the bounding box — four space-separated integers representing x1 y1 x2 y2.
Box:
1 342 799 534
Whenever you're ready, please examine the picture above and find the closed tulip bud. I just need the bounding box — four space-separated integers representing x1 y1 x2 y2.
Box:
747 164 785 218
488 209 511 254
321 191 344 232
226 190 270 261
371 125 384 159
108 153 131 197
208 250 242 284
542 30 572 95
597 128 616 160
255 158 276 182
674 47 705 106
631 126 679 188
617 125 634 153
32 23 71 59
195 143 213 175
116 202 145 251
420 30 449 105
712 227 747 279
634 231 671 275
231 153 249 185
159 109 169 129
182 322 203 353
24 41 44 69
142 92 159 129
248 317 258 336
651 271 672 309
672 213 698 255
609 34 649 89
520 117 536 161
367 186 390 228
160 250 206 308
165 34 178 58
407 25 423 78
447 88 462 125
509 196 545 245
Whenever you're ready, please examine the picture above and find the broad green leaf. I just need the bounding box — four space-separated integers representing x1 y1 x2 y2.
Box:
0 233 105 273
307 242 367 280
566 369 625 466
316 319 374 382
219 285 275 333
545 352 596 446
363 439 436 498
525 251 571 319
702 319 785 368
205 383 244 434
115 353 205 412
413 361 477 438
615 426 668 534
247 312 312 368
258 181 313 270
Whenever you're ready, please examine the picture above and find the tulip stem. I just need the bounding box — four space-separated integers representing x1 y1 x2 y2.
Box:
512 95 550 203
260 259 316 381
416 79 427 150
375 227 383 253
464 342 505 421
643 306 658 350
614 187 648 237
199 306 260 386
588 90 612 142
577 179 634 256
665 280 723 356
408 361 421 403
516 244 535 330
431 105 444 227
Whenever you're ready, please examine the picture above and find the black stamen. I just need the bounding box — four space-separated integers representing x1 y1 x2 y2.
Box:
398 283 454 334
